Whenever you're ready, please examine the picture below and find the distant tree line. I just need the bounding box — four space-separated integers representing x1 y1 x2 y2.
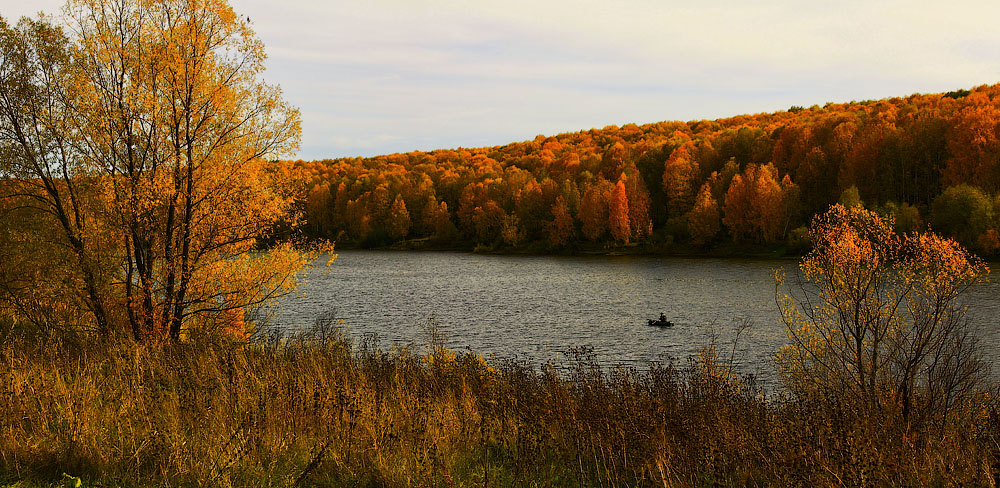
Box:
283 84 1000 255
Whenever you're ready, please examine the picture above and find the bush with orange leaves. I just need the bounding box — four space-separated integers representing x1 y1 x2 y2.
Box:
777 204 989 431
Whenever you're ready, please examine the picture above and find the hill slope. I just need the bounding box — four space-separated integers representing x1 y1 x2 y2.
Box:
283 84 1000 255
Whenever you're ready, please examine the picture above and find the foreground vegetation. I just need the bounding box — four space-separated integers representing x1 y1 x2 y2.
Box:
3 193 997 488
2 320 998 488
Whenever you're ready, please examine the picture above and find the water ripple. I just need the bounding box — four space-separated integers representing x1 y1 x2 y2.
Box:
271 250 1000 385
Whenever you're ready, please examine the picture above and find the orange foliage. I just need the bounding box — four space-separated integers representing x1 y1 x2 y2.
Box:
546 196 575 248
977 229 1000 256
944 92 1000 191
274 84 1000 256
779 204 988 421
579 181 610 242
0 0 315 340
387 194 411 240
686 183 720 245
608 179 631 244
662 142 701 217
722 163 787 243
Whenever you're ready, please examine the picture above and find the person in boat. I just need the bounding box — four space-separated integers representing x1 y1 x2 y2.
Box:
659 312 667 323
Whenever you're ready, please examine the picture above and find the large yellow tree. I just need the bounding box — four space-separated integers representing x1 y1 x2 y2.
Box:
777 204 988 428
0 0 315 341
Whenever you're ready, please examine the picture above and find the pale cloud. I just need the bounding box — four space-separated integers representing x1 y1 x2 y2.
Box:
3 0 1000 158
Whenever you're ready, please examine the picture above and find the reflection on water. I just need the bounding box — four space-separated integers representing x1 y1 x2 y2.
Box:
271 250 1000 382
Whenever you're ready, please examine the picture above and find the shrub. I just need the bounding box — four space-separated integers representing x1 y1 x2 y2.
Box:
777 204 988 431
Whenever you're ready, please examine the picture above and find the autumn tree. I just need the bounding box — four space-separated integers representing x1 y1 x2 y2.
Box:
930 184 994 251
779 174 803 236
722 163 787 243
306 184 333 237
559 178 581 216
795 146 837 215
472 200 505 244
344 198 371 241
778 204 988 427
0 0 310 341
456 183 480 237
841 106 894 200
608 178 630 243
0 16 114 333
579 181 609 241
623 165 651 238
515 179 546 240
368 184 392 226
944 92 1000 191
387 194 411 240
662 142 700 218
420 196 441 236
418 197 456 242
332 181 349 229
707 160 739 204
881 201 923 235
545 196 575 249
501 214 523 246
838 185 864 208
686 183 720 245
602 140 627 178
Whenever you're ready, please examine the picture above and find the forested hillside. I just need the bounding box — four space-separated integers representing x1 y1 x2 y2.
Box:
285 84 1000 255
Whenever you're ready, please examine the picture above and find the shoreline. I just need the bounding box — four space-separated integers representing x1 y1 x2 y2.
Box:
330 237 804 260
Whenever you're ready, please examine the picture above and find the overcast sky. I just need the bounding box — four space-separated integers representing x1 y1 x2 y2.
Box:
4 1 1000 160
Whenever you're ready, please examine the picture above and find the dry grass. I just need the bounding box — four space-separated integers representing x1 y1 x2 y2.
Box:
1 319 998 487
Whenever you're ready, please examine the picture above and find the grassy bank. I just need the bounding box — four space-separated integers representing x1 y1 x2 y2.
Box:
1 321 998 487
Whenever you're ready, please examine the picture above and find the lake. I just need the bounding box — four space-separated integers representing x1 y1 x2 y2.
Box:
270 250 1000 381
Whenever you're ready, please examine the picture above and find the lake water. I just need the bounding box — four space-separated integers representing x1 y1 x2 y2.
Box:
271 250 1000 382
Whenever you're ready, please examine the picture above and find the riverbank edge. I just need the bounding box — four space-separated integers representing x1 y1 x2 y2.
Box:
332 235 805 260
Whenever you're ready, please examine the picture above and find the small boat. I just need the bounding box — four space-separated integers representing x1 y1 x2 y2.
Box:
647 318 674 327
